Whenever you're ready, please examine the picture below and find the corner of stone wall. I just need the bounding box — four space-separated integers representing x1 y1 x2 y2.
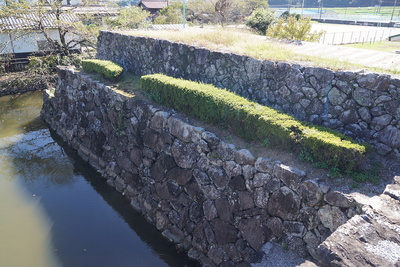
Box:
316 176 400 266
41 68 372 266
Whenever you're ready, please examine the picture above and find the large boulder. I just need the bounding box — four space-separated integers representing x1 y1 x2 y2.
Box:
317 194 400 266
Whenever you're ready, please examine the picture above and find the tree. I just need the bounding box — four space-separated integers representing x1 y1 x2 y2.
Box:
267 0 381 7
214 0 232 25
153 1 183 24
104 6 150 29
187 0 216 24
0 0 98 58
245 8 275 34
187 0 268 26
214 0 267 25
246 0 269 12
266 16 324 42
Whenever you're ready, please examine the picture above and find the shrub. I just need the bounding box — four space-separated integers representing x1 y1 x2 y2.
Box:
267 16 324 42
245 8 275 34
81 59 123 80
141 74 367 172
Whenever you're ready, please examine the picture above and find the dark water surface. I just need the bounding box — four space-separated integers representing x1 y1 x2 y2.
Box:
0 91 197 267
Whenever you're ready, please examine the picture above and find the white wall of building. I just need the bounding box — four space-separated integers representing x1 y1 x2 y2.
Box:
0 0 82 6
0 29 80 55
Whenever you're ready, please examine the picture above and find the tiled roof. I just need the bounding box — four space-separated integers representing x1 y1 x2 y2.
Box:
0 13 79 31
140 1 168 9
150 24 185 30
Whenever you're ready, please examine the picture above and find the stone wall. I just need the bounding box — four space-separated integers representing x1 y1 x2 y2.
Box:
41 67 362 266
97 31 400 158
317 177 400 266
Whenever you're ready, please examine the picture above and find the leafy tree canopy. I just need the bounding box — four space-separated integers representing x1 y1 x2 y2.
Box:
186 0 268 25
245 8 275 34
104 6 150 29
153 1 183 24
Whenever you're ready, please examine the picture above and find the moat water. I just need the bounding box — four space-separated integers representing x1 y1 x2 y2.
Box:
0 91 197 267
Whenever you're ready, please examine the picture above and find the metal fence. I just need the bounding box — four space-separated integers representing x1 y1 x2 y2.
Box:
308 13 400 23
319 29 398 44
275 9 400 22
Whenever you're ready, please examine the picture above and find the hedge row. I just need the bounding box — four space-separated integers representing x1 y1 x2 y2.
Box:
141 74 367 172
82 59 123 80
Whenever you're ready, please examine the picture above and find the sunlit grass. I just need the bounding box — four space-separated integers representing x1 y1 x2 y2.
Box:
123 28 399 74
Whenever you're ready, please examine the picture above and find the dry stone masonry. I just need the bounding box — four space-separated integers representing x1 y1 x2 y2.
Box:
41 67 365 266
317 177 400 266
97 31 400 158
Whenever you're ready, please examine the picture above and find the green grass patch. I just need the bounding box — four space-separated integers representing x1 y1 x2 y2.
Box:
81 59 123 81
141 74 367 173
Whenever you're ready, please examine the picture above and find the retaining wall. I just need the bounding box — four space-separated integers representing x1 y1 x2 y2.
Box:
97 31 400 158
41 67 362 266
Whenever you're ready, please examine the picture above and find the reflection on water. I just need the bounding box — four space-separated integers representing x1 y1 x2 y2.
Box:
0 92 61 267
0 92 44 140
0 91 197 267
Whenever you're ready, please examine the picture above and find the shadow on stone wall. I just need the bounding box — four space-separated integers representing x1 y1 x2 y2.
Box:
40 67 374 266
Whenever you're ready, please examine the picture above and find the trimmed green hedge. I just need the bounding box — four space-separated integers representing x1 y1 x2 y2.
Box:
141 74 367 172
82 59 123 80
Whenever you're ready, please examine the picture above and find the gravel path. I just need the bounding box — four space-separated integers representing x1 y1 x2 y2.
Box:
251 242 317 267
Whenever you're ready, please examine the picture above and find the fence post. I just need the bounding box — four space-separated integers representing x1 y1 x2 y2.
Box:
350 31 354 44
341 32 345 44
